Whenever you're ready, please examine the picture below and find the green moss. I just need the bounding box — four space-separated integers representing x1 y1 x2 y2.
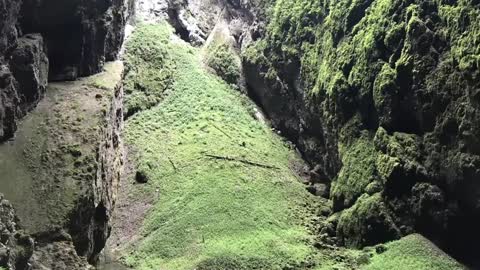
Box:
0 62 122 235
337 193 400 248
374 127 420 162
195 256 271 270
239 0 477 265
205 43 241 85
438 2 480 71
373 62 400 127
85 61 124 91
123 24 175 117
250 0 404 97
373 64 397 110
246 0 479 108
331 133 379 210
363 234 465 270
121 22 322 270
375 154 401 184
386 132 420 160
384 22 406 51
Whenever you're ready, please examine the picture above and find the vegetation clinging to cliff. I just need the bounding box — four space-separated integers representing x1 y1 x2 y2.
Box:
123 25 175 117
243 0 480 265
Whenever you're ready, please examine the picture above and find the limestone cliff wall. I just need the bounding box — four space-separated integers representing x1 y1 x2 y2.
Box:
0 61 125 269
145 0 267 48
0 195 33 270
243 0 480 266
0 1 132 263
0 0 133 142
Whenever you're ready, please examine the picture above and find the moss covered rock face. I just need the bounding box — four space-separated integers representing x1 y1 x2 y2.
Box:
243 0 480 265
206 43 241 86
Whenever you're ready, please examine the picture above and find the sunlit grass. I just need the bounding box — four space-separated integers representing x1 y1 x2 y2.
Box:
122 23 318 270
364 234 465 270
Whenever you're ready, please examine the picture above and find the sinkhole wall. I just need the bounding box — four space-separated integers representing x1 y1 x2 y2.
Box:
242 0 480 265
1 0 132 268
0 0 134 142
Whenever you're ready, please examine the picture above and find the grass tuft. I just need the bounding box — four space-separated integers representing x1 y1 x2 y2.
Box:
364 234 466 270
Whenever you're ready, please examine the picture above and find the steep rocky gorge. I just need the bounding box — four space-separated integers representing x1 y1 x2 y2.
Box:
1 0 479 269
0 61 125 269
1 0 133 142
241 0 480 266
1 0 132 268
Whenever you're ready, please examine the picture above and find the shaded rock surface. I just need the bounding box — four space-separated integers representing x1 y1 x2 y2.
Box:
0 0 48 142
9 34 49 114
20 0 133 81
0 196 92 270
0 195 33 270
0 62 124 267
242 0 480 266
30 230 93 270
0 0 133 142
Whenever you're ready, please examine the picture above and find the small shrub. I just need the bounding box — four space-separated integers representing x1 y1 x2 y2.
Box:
206 43 241 85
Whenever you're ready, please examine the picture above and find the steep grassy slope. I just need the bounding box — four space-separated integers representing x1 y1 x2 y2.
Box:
119 23 322 270
110 21 467 270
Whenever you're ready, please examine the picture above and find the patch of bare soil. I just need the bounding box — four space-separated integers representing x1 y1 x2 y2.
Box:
107 146 154 259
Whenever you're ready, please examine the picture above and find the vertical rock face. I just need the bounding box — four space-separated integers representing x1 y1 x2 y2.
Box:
0 64 18 141
0 0 49 143
243 0 480 266
150 0 266 48
0 34 48 143
10 34 49 114
0 195 34 270
67 62 125 262
0 0 133 142
0 61 125 267
0 0 131 267
21 0 133 81
0 0 20 55
0 0 25 141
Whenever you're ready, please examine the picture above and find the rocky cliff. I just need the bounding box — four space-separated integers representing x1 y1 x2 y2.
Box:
134 0 479 266
144 0 266 47
0 195 33 270
0 61 125 269
0 0 133 142
0 0 131 267
242 0 480 266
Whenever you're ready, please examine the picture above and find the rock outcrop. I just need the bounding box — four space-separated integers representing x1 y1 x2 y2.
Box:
140 0 267 48
10 34 49 115
1 0 131 265
243 0 480 266
0 195 34 270
0 0 48 142
66 62 125 262
0 196 94 270
21 0 133 81
0 61 125 267
0 0 133 142
30 230 93 270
